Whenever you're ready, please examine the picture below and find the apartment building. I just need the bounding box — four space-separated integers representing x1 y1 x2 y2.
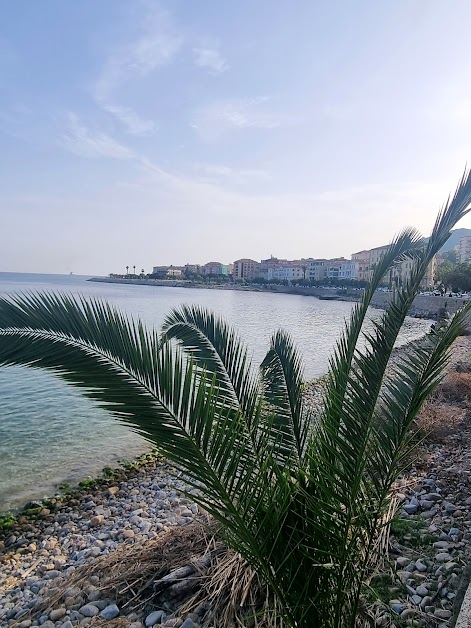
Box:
204 262 228 275
306 259 328 282
459 236 471 263
267 265 305 281
233 258 260 280
351 250 370 282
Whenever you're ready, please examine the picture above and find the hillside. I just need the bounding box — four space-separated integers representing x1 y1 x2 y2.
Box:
439 227 471 252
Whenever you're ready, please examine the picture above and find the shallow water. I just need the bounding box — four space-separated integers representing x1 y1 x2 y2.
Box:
0 273 432 510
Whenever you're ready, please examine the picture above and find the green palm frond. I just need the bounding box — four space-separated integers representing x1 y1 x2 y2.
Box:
1 170 471 627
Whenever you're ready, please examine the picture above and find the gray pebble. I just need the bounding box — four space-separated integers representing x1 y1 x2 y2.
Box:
145 610 166 626
100 604 120 620
79 604 100 617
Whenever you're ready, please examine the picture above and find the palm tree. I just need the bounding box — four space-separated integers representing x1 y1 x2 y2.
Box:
133 265 136 275
1 172 471 627
125 265 129 276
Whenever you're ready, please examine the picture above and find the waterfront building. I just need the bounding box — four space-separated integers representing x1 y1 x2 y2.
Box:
267 265 305 281
233 258 260 281
351 250 370 282
203 262 228 275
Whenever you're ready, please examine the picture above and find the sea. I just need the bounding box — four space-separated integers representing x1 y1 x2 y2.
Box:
0 273 432 511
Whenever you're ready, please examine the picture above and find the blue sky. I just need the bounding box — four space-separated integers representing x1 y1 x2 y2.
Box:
1 0 471 274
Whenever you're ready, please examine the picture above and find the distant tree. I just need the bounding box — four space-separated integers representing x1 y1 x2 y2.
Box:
439 262 471 292
443 249 458 264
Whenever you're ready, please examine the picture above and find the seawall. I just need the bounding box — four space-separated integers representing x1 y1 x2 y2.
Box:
88 277 466 321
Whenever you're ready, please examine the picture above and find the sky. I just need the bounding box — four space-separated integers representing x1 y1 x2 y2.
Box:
2 1 471 275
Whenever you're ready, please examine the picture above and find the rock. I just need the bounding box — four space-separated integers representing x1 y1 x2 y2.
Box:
90 515 104 527
145 610 166 626
61 622 74 628
179 620 197 628
400 609 417 619
107 487 119 496
433 541 450 549
100 604 120 620
449 527 461 536
415 559 428 572
18 621 32 628
391 602 406 614
123 529 135 539
420 596 433 609
421 500 434 510
403 504 418 514
435 552 453 562
396 556 410 568
50 608 67 621
444 503 458 513
434 609 452 619
79 604 100 617
411 595 422 605
416 585 429 596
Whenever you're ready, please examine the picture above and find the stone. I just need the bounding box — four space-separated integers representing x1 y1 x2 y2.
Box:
444 503 458 513
179 620 197 628
421 500 434 510
416 585 428 596
433 541 450 549
19 621 32 628
435 552 453 562
434 609 452 619
400 609 417 619
420 596 433 609
100 604 120 620
391 601 405 614
411 595 422 605
79 604 100 617
415 559 428 572
396 556 410 568
145 610 166 626
403 504 418 514
123 529 135 539
90 515 104 527
107 487 119 496
50 608 67 621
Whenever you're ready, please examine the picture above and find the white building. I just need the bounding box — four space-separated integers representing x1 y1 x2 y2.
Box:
267 265 305 281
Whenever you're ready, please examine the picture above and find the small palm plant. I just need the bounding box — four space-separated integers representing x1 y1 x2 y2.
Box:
2 173 471 627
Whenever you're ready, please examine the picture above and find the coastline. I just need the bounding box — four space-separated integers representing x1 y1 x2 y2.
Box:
88 276 467 321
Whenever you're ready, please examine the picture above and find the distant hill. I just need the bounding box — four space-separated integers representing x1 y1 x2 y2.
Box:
439 228 471 252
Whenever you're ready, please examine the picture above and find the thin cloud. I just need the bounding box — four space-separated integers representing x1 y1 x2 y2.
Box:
193 47 229 74
94 4 183 101
192 97 294 141
103 104 157 136
61 113 135 160
193 162 270 184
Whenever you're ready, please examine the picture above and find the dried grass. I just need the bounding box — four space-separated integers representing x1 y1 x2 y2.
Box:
22 518 281 627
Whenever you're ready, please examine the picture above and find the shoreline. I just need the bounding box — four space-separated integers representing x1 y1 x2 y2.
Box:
88 276 466 321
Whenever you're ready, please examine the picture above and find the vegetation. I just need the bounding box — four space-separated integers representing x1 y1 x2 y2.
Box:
437 261 471 292
1 173 471 626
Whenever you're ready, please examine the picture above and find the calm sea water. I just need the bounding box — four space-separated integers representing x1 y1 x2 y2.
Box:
0 273 431 511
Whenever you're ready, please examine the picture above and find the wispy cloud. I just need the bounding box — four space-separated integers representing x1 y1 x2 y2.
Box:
193 162 270 184
193 46 229 74
103 104 157 136
192 97 294 141
95 3 183 101
61 113 135 160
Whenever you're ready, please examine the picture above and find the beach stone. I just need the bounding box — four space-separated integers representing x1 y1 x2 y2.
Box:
18 621 32 628
145 610 166 626
90 515 104 527
180 620 197 628
100 604 120 620
415 559 428 572
435 552 453 562
390 602 405 614
50 608 67 621
434 609 452 619
79 604 100 617
403 504 418 514
396 556 410 567
411 595 422 605
400 609 417 619
123 529 135 539
61 622 73 628
416 585 428 596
